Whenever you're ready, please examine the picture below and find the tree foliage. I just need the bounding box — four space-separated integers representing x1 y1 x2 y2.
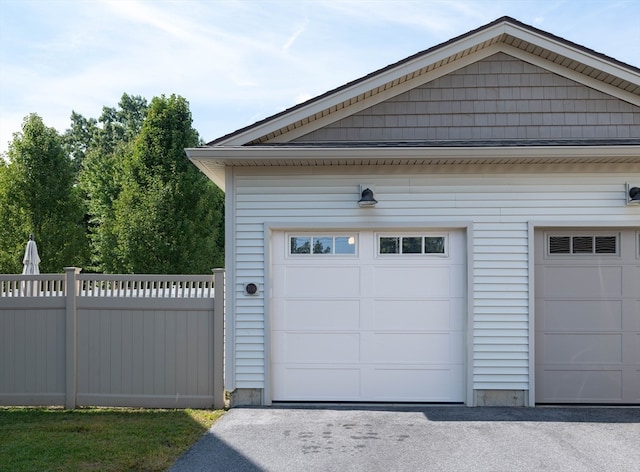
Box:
0 114 89 272
75 94 149 272
109 94 224 273
0 94 224 274
64 93 149 170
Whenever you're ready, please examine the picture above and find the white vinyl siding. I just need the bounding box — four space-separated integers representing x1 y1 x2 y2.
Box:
229 165 640 395
473 223 530 390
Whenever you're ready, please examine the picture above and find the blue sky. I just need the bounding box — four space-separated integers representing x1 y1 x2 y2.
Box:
1 0 639 155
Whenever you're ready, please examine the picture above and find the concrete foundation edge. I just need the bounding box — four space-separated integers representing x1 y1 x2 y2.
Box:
474 389 528 407
228 389 529 407
229 388 263 407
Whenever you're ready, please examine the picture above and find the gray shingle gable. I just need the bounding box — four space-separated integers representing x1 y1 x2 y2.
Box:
207 17 640 147
292 53 640 144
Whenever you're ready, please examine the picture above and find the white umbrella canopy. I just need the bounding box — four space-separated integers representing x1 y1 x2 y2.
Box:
22 234 40 275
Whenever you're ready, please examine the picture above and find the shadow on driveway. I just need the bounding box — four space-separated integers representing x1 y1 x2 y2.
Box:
265 404 640 423
170 433 263 472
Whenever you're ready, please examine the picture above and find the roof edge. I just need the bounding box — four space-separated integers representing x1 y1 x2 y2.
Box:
188 143 640 161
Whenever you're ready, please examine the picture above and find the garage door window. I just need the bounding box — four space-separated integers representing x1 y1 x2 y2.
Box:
547 234 618 255
379 235 447 256
290 235 357 255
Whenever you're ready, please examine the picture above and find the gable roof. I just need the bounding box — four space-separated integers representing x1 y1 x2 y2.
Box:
208 16 640 147
187 16 640 190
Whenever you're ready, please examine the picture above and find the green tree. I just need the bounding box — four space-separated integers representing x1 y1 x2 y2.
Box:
0 114 89 272
64 111 98 175
80 141 132 272
65 93 148 170
110 94 224 273
0 159 24 272
74 94 149 272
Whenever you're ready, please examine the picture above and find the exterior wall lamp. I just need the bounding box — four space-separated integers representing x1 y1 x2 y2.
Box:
358 186 378 207
245 283 259 295
627 183 640 206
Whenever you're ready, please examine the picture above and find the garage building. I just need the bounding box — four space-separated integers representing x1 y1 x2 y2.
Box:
188 17 640 406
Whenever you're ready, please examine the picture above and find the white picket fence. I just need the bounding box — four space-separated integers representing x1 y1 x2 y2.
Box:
1 274 65 297
0 268 225 409
1 272 215 298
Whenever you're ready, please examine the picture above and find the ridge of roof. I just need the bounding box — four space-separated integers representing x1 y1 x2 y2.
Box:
207 16 640 146
493 16 639 73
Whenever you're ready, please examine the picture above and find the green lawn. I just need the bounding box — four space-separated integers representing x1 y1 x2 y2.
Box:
0 407 224 472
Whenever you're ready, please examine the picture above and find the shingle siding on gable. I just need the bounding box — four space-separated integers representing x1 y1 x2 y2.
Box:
293 53 640 143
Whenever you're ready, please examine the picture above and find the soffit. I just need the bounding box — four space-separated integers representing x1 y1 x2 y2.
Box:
188 144 640 168
187 144 640 191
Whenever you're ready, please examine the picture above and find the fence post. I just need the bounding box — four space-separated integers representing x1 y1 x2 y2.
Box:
64 267 80 409
212 269 225 409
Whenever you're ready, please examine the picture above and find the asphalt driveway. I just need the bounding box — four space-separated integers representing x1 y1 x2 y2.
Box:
169 406 640 472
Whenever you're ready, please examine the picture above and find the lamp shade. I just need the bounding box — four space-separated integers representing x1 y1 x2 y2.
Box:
358 188 378 207
629 186 640 204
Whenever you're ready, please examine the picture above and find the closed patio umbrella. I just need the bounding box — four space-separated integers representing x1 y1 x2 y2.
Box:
22 234 40 275
22 234 41 296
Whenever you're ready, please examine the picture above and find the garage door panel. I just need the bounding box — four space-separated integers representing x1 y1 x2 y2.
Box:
629 333 640 360
365 367 463 402
543 300 623 331
622 265 640 296
272 332 361 363
450 298 466 331
363 333 453 364
374 266 451 298
272 230 466 402
450 333 465 364
535 228 639 404
540 369 623 402
373 300 451 331
274 300 360 331
543 266 622 298
625 368 640 402
625 300 640 330
272 366 361 400
283 266 360 298
449 265 467 297
543 334 622 364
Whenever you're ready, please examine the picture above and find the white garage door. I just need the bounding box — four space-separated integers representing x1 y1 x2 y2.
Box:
535 229 640 404
271 230 465 402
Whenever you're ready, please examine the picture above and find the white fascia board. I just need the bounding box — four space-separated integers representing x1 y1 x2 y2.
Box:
501 44 640 106
188 144 640 191
502 22 640 86
187 149 226 191
186 145 640 162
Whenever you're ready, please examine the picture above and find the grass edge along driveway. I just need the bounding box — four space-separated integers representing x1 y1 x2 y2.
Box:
0 407 224 472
